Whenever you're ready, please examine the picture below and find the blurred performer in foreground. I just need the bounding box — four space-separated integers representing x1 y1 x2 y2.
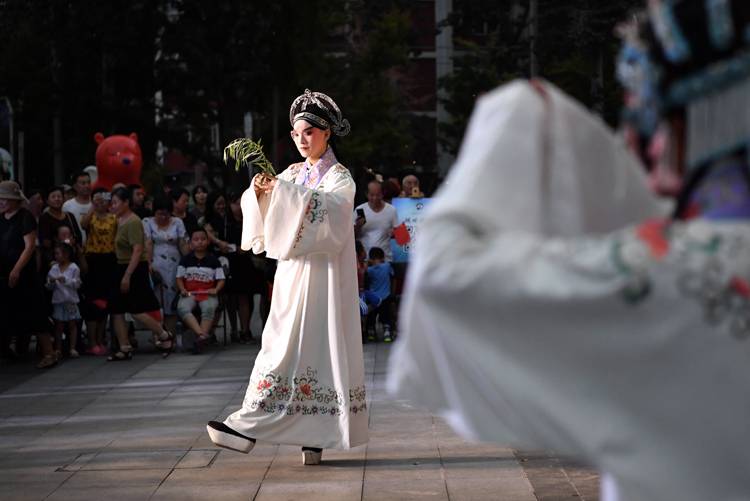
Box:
388 2 750 500
207 90 368 465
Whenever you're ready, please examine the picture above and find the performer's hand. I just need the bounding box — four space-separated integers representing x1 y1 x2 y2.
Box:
253 175 265 196
254 174 276 196
256 174 276 193
120 275 131 293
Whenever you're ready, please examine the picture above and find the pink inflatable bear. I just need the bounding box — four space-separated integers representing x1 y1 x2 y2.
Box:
93 132 143 190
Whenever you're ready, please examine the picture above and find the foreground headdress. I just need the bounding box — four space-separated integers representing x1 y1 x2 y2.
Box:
289 89 351 137
617 0 750 169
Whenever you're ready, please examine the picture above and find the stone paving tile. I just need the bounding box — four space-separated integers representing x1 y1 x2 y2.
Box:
362 478 449 500
174 449 218 469
151 469 261 501
261 446 365 485
255 480 362 501
65 449 185 471
210 445 280 465
440 448 537 501
0 341 604 500
564 465 600 500
59 452 99 472
516 451 600 501
0 361 42 393
46 468 169 500
0 450 82 471
0 468 73 501
447 477 537 501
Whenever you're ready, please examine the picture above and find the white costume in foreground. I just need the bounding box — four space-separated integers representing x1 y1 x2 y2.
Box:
387 81 750 500
224 158 368 449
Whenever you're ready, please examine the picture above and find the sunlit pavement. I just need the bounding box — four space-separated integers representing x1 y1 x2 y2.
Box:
0 341 599 500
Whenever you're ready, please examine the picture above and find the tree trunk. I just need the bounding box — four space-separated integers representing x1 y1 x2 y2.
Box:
529 0 538 77
272 86 279 168
53 113 64 184
592 47 604 115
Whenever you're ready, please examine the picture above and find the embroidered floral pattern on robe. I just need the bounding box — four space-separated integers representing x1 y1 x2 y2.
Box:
293 191 327 248
292 166 353 250
249 367 368 416
610 219 750 338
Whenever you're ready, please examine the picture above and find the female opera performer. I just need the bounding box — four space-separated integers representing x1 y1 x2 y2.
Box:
207 89 368 465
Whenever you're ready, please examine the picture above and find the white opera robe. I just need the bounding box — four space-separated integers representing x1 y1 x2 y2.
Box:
387 81 750 500
224 162 368 450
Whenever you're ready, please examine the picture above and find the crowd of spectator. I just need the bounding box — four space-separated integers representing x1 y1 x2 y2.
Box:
0 173 272 369
0 171 425 368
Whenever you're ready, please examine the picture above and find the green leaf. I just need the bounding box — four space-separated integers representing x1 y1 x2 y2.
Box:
223 138 276 176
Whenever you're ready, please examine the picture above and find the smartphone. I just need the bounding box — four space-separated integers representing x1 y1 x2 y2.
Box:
356 208 366 223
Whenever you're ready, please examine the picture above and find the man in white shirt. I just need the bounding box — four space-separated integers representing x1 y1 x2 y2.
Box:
62 171 92 245
354 180 398 261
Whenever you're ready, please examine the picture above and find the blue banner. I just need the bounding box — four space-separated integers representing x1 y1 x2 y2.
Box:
390 197 432 263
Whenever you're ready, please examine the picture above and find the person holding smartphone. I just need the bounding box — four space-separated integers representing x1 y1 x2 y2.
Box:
353 180 399 262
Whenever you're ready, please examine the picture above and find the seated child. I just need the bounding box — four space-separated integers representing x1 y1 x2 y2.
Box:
176 228 226 353
365 246 395 342
356 241 377 342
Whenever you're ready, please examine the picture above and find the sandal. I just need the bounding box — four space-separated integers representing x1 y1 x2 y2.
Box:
239 330 253 344
157 331 175 358
192 334 210 355
107 350 133 362
36 354 57 369
107 345 133 362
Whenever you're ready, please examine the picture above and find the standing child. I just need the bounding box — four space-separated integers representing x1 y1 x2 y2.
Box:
46 243 82 358
176 228 225 353
56 225 86 273
365 246 396 342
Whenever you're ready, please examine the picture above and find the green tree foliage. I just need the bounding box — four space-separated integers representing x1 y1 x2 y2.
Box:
0 0 157 188
154 0 348 189
324 1 415 177
0 0 416 190
439 0 642 157
154 0 417 188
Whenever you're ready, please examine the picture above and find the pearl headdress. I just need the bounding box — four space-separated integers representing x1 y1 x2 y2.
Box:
289 89 351 137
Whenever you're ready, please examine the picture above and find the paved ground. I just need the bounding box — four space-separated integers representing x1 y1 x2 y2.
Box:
0 341 599 500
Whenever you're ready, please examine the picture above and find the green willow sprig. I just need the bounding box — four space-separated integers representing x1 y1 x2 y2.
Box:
223 138 276 176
